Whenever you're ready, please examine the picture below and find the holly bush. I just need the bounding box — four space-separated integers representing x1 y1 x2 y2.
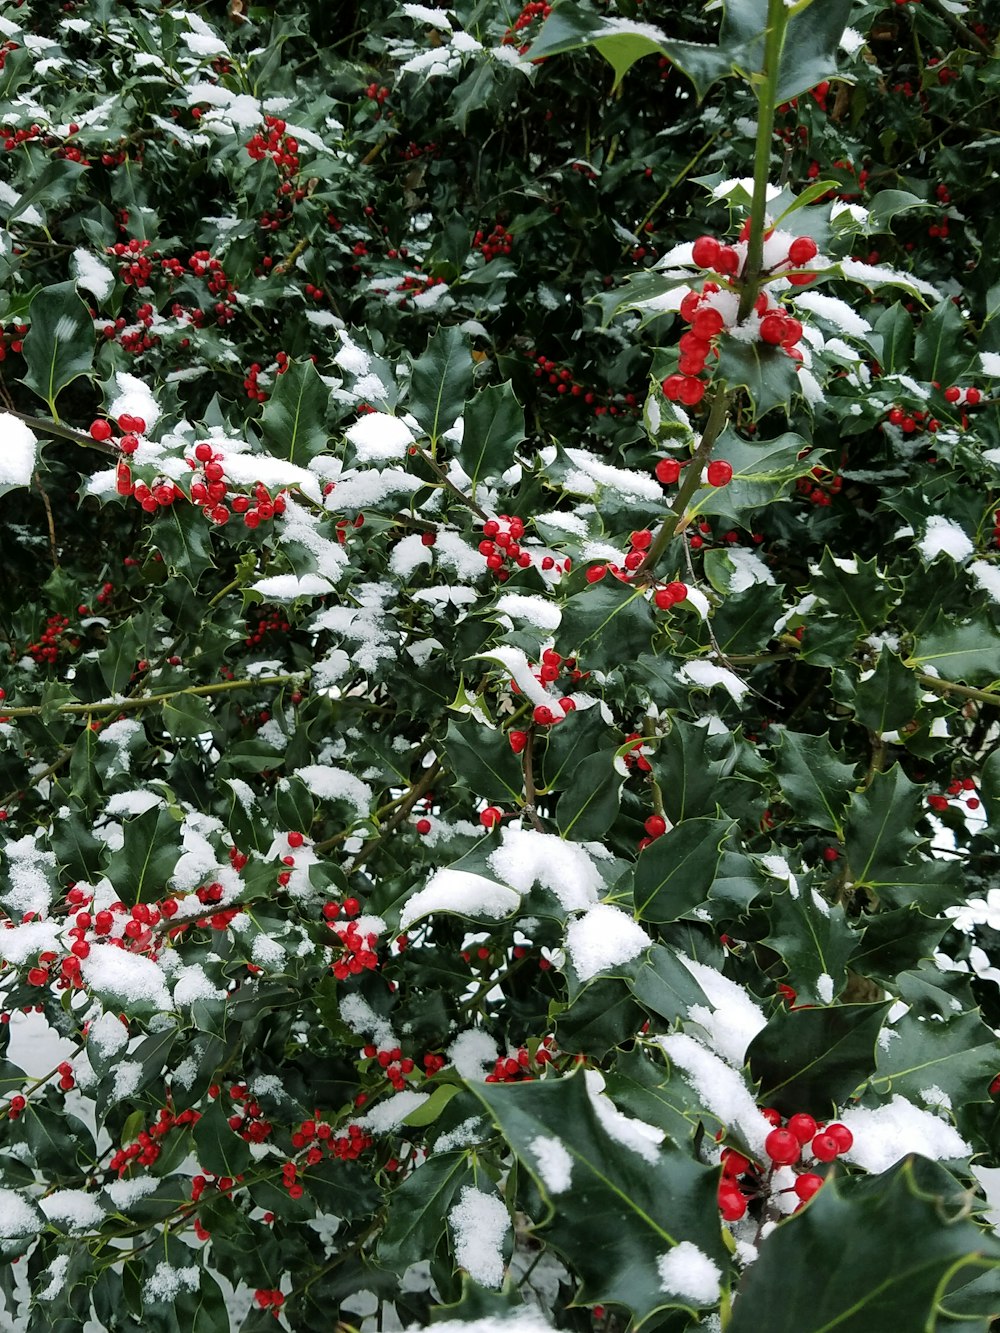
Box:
4 0 1000 1328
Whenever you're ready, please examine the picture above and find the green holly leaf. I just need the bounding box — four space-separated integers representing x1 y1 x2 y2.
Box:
21 281 95 413
151 505 215 586
914 298 972 384
848 908 948 982
377 1151 474 1270
728 1160 1000 1333
409 325 473 446
774 730 856 837
103 804 182 905
649 720 736 824
632 818 733 923
910 618 1000 685
555 748 624 840
260 358 330 465
870 1009 999 1131
628 944 710 1026
558 581 654 674
809 550 895 632
458 381 525 494
763 887 857 1005
712 343 800 418
844 766 924 891
872 302 916 374
747 1001 891 1116
444 719 524 804
854 651 919 735
193 1098 253 1178
471 1071 728 1323
690 429 815 526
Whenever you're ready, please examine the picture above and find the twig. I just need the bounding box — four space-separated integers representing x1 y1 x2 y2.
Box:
8 408 119 458
1 674 304 719
33 472 59 568
411 443 489 521
345 760 443 871
916 673 1000 708
520 728 546 831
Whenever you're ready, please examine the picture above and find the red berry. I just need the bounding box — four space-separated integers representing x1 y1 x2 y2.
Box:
655 458 682 484
721 1148 751 1177
759 315 785 345
786 1113 818 1144
718 1183 747 1220
707 460 733 487
90 419 113 441
824 1122 853 1153
691 236 721 268
644 814 667 838
966 387 982 406
793 1172 824 1201
195 442 214 462
678 376 706 406
764 1128 801 1166
287 831 304 848
509 730 529 754
811 1133 840 1162
480 806 503 829
788 236 818 266
415 818 431 835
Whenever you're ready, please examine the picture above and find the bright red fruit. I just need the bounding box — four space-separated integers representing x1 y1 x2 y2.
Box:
90 419 113 441
655 458 681 484
691 235 721 268
786 1113 818 1144
764 1128 801 1165
793 1172 824 1201
644 814 667 838
824 1122 853 1153
811 1133 840 1162
788 235 818 265
707 460 733 487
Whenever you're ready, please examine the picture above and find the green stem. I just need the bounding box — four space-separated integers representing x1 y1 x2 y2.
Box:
737 0 789 323
7 408 119 458
1 674 304 719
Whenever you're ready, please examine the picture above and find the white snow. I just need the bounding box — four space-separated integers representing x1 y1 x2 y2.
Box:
88 1012 129 1058
840 258 941 300
223 453 323 503
402 3 453 28
676 954 767 1066
657 1242 722 1305
0 414 38 487
108 372 160 432
104 790 163 817
677 661 749 704
0 919 62 965
529 1136 573 1194
584 1069 663 1163
294 764 372 816
792 292 871 338
0 1189 41 1237
172 964 225 1006
39 1189 105 1230
494 593 561 631
399 869 520 930
102 1176 159 1210
345 413 414 462
563 447 662 500
918 516 973 563
981 352 1000 378
816 973 834 1004
390 532 433 578
564 903 651 981
72 249 115 301
1 835 57 915
476 645 563 715
360 1089 430 1132
81 945 171 1010
38 1254 70 1300
340 993 396 1050
487 827 602 912
447 1029 499 1080
251 573 334 600
969 562 1000 601
838 1095 970 1173
658 1033 772 1156
144 1262 200 1302
448 1186 511 1289
723 548 775 594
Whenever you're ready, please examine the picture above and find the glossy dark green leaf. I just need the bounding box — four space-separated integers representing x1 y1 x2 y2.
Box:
21 281 95 411
633 818 733 923
558 580 654 674
458 381 525 492
555 748 623 839
854 651 919 734
763 888 857 1005
774 730 856 836
409 325 472 445
444 719 524 804
103 804 182 905
260 357 330 464
844 766 924 891
377 1152 474 1269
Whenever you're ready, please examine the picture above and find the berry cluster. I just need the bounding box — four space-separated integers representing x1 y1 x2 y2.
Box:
186 441 289 528
884 405 939 435
528 350 639 418
254 1289 285 1313
476 223 514 261
502 0 552 51
244 605 292 648
485 1036 556 1082
361 1043 416 1092
106 237 155 288
1 122 42 152
479 514 529 580
108 1103 201 1174
718 1111 853 1221
245 117 300 174
508 649 586 730
323 899 380 981
928 777 979 813
226 1085 274 1145
25 612 77 666
0 321 26 360
795 465 843 506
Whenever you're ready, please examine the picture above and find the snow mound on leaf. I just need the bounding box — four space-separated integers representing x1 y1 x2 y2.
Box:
487 827 602 911
448 1186 510 1289
400 869 520 929
657 1242 722 1305
836 1095 971 1173
564 903 651 981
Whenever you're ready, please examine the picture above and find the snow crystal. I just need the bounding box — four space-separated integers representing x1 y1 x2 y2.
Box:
536 510 589 537
0 414 38 487
448 1186 510 1288
658 1033 772 1155
436 1116 486 1153
838 1095 970 1173
563 448 662 500
110 1060 143 1102
38 1255 70 1301
676 954 767 1067
792 292 871 339
144 1262 200 1302
494 593 561 631
981 351 1000 378
1 835 57 915
399 870 520 930
413 283 451 309
584 1069 663 1162
677 661 749 704
530 1136 573 1194
173 964 225 1006
102 1176 159 1210
72 249 114 301
839 26 866 55
657 1242 722 1305
360 1089 430 1132
816 973 834 1004
89 1011 129 1059
390 532 433 578
969 562 1000 602
487 827 603 912
918 516 973 563
81 944 171 1010
0 918 62 965
345 412 414 462
251 573 333 600
251 934 286 966
564 904 651 981
429 529 482 583
340 993 396 1050
294 765 372 816
97 717 144 772
448 1029 499 1080
40 1190 105 1230
0 1189 40 1237
919 1085 952 1111
107 372 160 432
104 789 163 817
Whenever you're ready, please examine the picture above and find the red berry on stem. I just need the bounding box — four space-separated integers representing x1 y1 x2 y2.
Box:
90 419 113 441
786 1113 818 1144
691 236 721 268
824 1122 853 1153
764 1127 801 1165
793 1172 824 1202
707 460 733 487
644 814 667 838
480 806 503 829
811 1133 840 1162
788 236 818 266
655 458 681 484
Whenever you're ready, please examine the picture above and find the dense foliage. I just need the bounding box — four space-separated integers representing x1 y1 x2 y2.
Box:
3 0 1000 1328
